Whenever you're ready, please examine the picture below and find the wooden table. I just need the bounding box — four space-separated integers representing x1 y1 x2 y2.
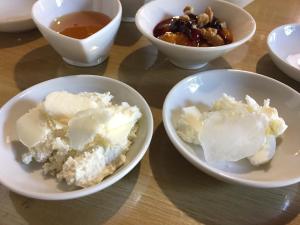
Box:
1 0 300 224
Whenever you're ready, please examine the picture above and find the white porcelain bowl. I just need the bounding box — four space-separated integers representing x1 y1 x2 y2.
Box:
32 0 122 67
267 24 300 82
0 0 37 32
0 75 153 200
135 0 256 69
163 69 300 188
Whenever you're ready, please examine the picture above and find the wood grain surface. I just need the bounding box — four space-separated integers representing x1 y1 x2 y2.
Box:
0 0 300 225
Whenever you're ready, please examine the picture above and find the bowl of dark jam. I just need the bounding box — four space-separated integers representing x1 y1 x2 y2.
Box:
136 0 256 69
153 6 233 47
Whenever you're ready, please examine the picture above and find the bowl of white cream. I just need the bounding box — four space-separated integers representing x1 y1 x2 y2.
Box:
163 69 300 188
0 75 153 200
267 23 300 82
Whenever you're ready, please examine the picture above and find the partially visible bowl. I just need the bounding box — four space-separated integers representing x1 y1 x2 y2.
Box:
223 0 254 8
32 0 122 67
0 0 37 32
163 69 300 188
0 75 153 200
267 23 300 82
135 0 256 69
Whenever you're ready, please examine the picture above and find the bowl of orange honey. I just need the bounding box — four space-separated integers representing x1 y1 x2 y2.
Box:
32 0 122 67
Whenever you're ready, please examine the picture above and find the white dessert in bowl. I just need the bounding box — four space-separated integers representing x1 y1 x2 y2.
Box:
175 94 287 166
17 91 142 188
163 69 300 188
0 75 153 200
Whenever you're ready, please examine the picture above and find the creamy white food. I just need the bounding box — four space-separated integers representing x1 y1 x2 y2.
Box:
16 91 142 188
174 94 287 166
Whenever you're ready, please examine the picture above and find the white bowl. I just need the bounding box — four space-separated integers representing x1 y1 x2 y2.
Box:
267 24 300 82
0 75 153 200
135 0 256 69
163 69 300 188
32 0 122 67
120 0 152 22
223 0 254 8
0 0 36 32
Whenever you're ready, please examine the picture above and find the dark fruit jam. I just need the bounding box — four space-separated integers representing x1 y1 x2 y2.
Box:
153 6 233 47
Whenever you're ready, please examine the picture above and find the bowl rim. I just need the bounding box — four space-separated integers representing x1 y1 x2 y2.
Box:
31 0 122 43
267 23 300 75
0 16 32 25
0 75 154 200
135 0 256 51
162 69 300 188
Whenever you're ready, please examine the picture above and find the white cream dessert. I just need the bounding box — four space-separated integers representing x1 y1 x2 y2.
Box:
175 94 287 166
16 91 142 188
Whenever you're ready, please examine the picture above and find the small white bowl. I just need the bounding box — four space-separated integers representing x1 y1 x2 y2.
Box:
163 69 300 188
0 0 37 32
0 75 153 200
32 0 122 67
135 0 256 69
267 24 300 82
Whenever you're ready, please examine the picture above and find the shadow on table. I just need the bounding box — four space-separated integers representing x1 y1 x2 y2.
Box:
0 30 41 49
256 54 300 92
149 123 300 225
14 45 108 90
10 163 140 225
118 45 232 109
115 22 141 46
